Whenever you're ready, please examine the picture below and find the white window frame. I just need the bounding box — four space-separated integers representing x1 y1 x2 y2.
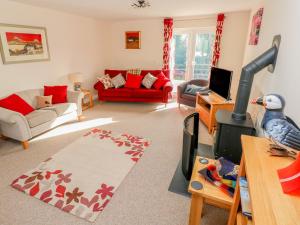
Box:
171 27 215 82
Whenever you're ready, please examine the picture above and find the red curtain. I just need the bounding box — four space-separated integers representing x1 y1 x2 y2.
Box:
212 13 225 67
163 18 173 71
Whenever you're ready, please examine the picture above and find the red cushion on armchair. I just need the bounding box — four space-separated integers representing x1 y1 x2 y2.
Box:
44 85 68 104
0 94 34 116
153 72 170 90
125 74 143 89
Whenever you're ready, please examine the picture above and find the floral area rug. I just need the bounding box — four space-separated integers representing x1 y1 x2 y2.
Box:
11 129 150 222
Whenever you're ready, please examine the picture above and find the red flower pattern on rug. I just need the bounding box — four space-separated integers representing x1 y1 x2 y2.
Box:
11 169 115 221
85 129 150 162
11 129 150 222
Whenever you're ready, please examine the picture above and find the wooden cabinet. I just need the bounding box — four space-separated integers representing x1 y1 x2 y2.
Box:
228 136 300 225
195 92 234 134
188 156 233 225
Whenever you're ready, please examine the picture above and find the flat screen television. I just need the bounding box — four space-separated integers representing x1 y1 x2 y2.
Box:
209 67 233 100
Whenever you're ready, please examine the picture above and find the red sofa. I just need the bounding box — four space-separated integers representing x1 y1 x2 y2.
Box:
94 69 173 103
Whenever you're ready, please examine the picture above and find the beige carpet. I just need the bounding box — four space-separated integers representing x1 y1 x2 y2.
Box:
0 101 228 225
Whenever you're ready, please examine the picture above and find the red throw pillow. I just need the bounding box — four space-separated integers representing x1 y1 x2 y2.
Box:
153 72 170 90
44 85 68 104
0 94 34 116
125 74 143 89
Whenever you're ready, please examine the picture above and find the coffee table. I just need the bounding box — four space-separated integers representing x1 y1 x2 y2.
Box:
188 156 233 225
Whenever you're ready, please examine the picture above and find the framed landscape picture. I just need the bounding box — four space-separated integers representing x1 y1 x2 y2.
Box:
0 23 50 64
125 31 141 49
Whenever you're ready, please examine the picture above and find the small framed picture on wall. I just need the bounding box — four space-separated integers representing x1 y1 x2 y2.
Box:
0 23 50 64
125 31 141 49
249 8 264 45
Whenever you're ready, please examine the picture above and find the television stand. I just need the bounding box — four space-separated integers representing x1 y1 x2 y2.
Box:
195 92 234 134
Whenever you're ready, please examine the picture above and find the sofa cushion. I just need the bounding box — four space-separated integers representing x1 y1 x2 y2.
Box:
140 70 170 78
42 103 77 116
36 95 53 109
184 84 208 96
25 110 57 128
111 74 126 88
0 94 35 116
153 72 170 90
101 88 134 97
97 75 114 89
142 73 157 89
133 88 163 98
125 74 143 89
44 86 68 104
127 68 141 78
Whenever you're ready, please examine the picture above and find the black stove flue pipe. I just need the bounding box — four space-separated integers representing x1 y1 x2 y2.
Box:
232 35 281 121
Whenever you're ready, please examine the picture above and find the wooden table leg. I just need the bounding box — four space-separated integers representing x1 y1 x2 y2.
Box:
21 141 29 150
189 194 204 225
241 215 248 225
89 93 94 108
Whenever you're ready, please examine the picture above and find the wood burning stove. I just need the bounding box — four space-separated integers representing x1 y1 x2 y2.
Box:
182 112 199 180
213 35 281 164
213 110 255 164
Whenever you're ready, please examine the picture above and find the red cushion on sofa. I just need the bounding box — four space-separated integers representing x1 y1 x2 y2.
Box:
153 72 170 90
125 74 143 89
44 85 68 104
0 94 34 115
140 70 170 79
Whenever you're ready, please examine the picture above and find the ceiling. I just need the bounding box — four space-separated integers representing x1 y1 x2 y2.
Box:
10 0 258 20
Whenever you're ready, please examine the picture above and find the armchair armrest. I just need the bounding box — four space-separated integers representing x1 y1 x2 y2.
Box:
163 81 173 93
67 90 84 116
162 81 173 103
0 107 32 141
177 81 188 96
0 107 25 124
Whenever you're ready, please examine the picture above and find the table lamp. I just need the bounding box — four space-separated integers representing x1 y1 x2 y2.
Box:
68 73 83 91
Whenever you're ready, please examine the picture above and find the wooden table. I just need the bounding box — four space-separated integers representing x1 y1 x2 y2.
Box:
195 92 234 134
228 135 300 225
188 156 233 225
81 89 93 111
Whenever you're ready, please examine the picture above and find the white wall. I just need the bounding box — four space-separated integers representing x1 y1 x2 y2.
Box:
0 0 110 96
174 16 216 28
219 11 250 100
0 1 251 102
244 0 300 125
108 19 163 69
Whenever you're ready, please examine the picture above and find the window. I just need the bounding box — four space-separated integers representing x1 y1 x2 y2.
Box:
170 28 215 81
